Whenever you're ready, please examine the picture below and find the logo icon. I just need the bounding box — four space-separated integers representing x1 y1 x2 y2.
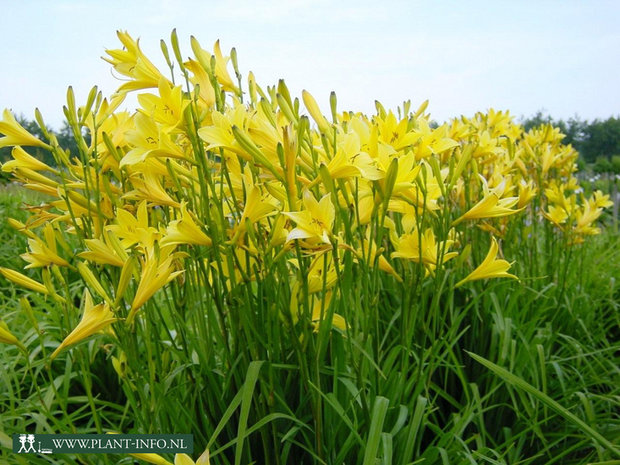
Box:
15 434 52 454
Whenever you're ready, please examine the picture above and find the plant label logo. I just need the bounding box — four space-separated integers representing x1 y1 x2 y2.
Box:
15 434 52 454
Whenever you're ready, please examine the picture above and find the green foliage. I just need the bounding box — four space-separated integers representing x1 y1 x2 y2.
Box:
582 117 620 162
0 186 34 269
611 155 620 174
594 156 613 174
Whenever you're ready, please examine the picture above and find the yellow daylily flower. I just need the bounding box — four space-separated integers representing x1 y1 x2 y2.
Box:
592 190 613 209
50 289 118 360
322 149 371 180
21 238 71 269
128 246 184 323
185 59 216 108
543 205 569 228
283 190 335 245
456 237 518 287
0 109 50 149
453 179 523 225
574 201 603 236
197 106 248 156
160 202 212 248
517 180 538 209
229 185 280 244
544 182 569 208
411 119 459 160
376 151 421 195
391 228 458 275
20 225 70 269
471 130 503 159
240 186 280 224
213 40 239 94
376 110 416 151
85 109 133 169
121 113 187 166
1 146 56 173
78 232 128 267
103 31 167 92
107 201 159 249
138 78 189 129
125 170 181 208
321 131 383 181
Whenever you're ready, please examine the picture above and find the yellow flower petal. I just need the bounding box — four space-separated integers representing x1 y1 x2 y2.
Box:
50 289 118 360
456 237 518 287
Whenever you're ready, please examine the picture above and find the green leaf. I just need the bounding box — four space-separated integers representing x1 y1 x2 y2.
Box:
363 396 389 465
467 351 620 458
235 360 264 465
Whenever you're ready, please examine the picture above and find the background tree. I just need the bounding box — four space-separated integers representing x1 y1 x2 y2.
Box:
581 117 620 163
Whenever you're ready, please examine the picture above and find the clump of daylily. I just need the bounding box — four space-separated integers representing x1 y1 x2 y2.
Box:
0 30 611 371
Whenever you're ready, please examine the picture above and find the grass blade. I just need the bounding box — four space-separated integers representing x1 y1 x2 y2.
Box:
467 351 620 458
235 360 264 465
363 396 389 465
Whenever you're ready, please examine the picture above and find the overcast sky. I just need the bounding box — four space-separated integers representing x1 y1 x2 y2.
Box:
1 0 619 130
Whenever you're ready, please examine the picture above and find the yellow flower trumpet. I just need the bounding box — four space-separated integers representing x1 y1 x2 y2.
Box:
456 237 518 287
453 179 523 225
160 202 212 248
50 289 118 360
1 146 57 173
127 247 184 323
283 190 335 245
0 109 51 149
